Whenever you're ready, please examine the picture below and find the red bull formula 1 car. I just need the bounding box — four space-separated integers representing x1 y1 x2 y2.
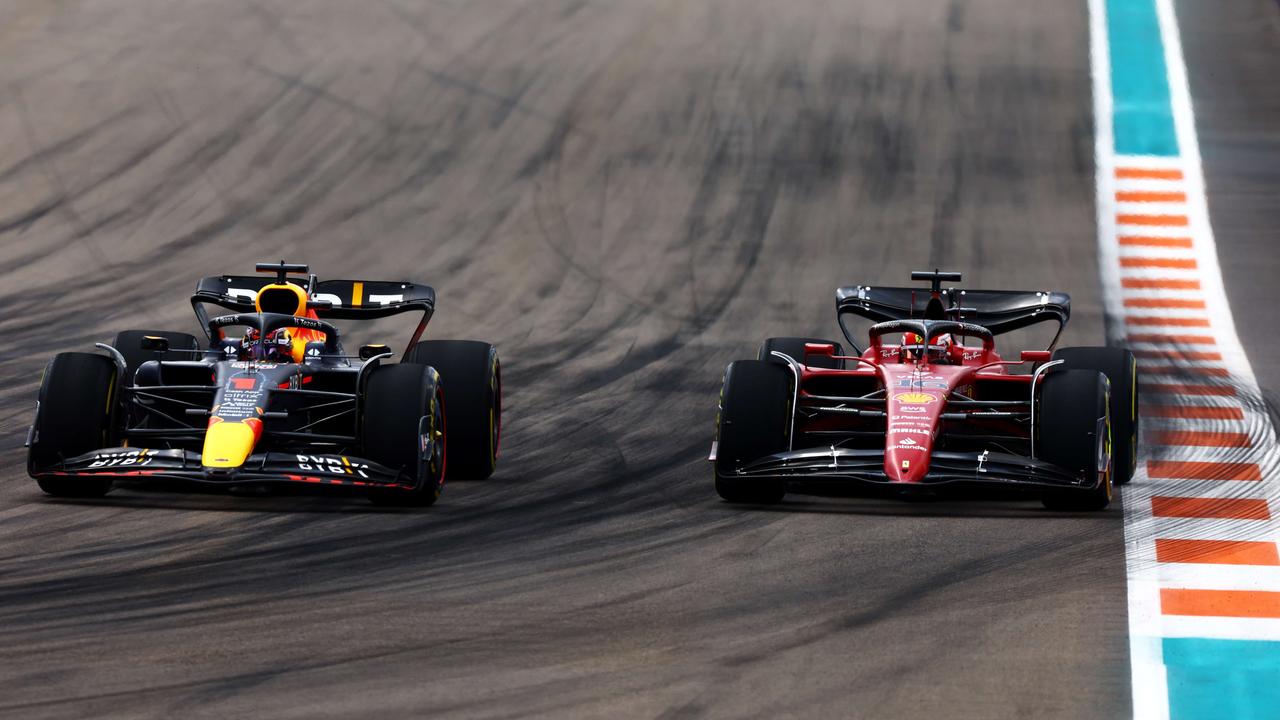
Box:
712 270 1139 510
27 262 500 506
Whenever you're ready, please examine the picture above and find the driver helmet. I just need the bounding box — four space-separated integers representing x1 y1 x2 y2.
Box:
242 328 294 362
900 332 955 363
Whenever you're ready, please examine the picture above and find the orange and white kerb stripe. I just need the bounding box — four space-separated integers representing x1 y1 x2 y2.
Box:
1091 0 1280 717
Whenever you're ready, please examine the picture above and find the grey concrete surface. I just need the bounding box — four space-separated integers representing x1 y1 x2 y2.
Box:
0 1 1129 717
1176 0 1280 420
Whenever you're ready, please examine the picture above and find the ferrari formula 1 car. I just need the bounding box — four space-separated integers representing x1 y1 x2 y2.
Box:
712 270 1139 510
27 261 500 506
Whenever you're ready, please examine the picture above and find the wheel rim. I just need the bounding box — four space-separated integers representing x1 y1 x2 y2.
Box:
489 355 501 466
1099 412 1114 501
1129 355 1139 477
433 387 446 485
419 386 446 493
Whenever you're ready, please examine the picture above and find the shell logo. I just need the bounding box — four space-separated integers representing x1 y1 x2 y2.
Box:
896 392 937 405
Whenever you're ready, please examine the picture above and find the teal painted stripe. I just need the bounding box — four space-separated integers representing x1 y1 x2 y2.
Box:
1163 637 1280 720
1106 0 1179 156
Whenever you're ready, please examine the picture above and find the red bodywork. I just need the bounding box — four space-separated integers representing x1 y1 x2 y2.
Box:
790 336 1050 485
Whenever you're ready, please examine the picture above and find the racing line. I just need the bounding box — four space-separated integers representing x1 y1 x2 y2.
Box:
1092 0 1280 716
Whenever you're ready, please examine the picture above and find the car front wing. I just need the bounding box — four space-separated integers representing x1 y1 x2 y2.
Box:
728 448 1094 494
31 447 415 491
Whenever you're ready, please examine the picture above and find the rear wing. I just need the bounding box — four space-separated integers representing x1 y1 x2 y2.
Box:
191 275 436 351
835 285 1070 351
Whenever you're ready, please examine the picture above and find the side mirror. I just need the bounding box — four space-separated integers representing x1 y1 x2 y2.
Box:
803 342 837 360
140 335 170 353
359 343 391 361
1020 350 1052 363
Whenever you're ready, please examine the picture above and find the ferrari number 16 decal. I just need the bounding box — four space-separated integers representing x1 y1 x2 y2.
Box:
896 378 948 390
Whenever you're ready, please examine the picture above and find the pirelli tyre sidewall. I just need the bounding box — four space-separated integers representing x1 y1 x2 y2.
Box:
403 340 500 480
1038 368 1113 512
1052 346 1139 484
363 363 445 506
29 352 119 497
714 359 791 504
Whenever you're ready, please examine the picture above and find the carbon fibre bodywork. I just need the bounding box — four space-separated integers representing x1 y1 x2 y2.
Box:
835 284 1070 352
27 263 445 496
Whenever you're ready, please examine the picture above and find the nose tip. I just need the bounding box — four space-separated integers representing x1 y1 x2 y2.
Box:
203 467 240 481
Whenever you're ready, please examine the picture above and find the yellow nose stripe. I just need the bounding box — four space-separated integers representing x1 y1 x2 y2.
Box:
202 422 257 468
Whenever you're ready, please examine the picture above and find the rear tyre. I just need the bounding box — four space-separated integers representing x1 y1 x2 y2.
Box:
714 360 792 504
758 337 846 369
362 364 446 507
403 340 500 480
28 353 118 498
1038 369 1113 511
112 330 201 382
1053 346 1139 484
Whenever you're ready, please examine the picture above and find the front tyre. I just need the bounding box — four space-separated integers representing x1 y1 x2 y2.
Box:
1053 346 1139 484
28 353 119 498
363 364 446 507
403 340 500 480
1038 369 1113 511
714 360 793 504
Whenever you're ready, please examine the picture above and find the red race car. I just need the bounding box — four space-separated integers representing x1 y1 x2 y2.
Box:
711 270 1139 510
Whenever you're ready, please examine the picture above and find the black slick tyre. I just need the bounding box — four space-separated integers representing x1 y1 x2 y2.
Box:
362 364 446 507
403 340 500 480
714 360 792 504
758 337 846 369
28 352 119 498
1053 346 1139 484
1038 369 1113 511
113 330 201 382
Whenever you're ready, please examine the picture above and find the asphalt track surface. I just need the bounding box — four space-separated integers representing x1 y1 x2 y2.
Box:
0 1 1268 718
1177 0 1280 406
